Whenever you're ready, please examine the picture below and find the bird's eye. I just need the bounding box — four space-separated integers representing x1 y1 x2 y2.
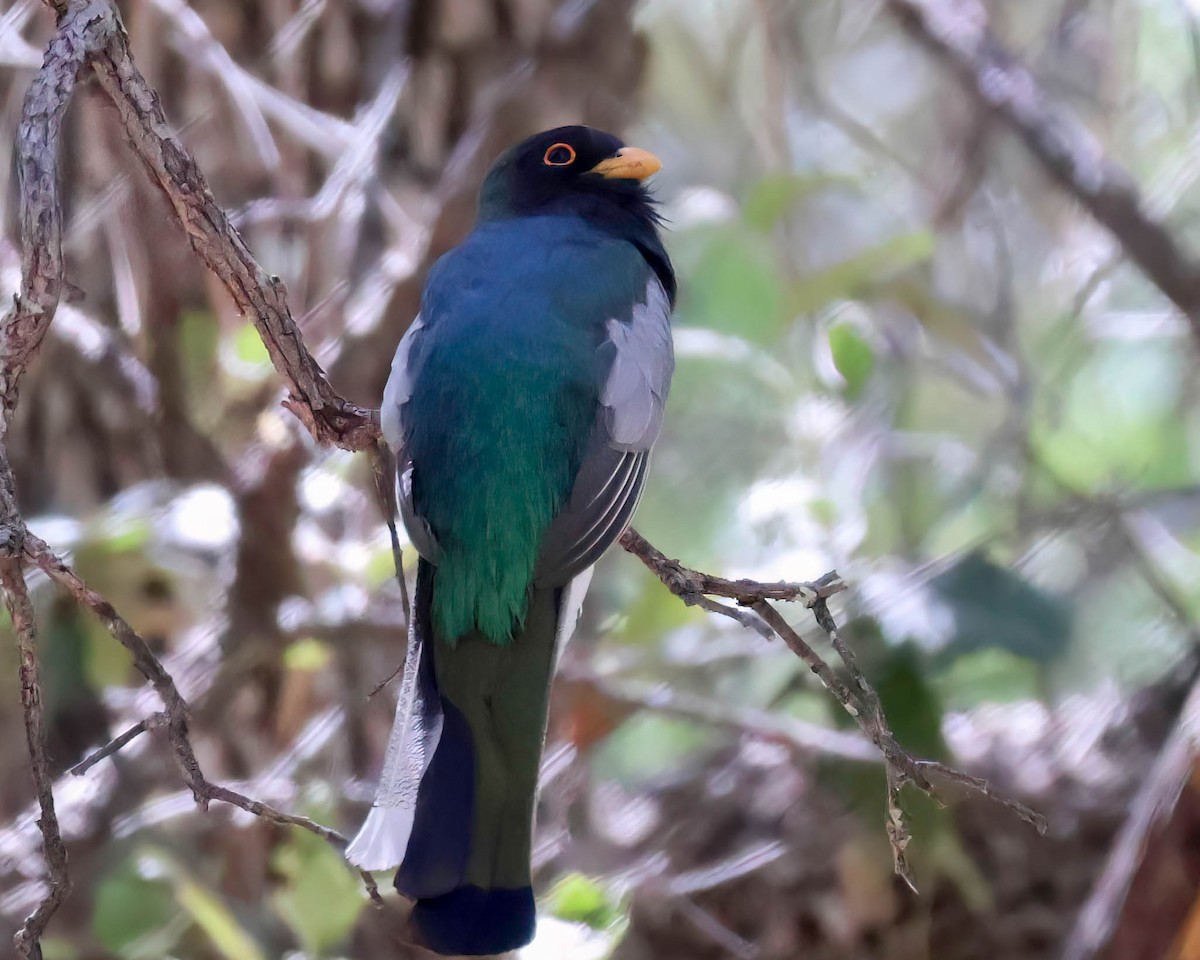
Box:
543 143 576 166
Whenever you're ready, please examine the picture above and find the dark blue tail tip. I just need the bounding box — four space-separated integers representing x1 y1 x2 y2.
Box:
412 884 536 956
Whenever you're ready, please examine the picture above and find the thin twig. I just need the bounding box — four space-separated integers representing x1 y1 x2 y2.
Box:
367 440 409 697
1 556 71 959
675 897 760 960
24 533 193 740
619 527 844 607
816 598 918 890
366 661 405 701
688 593 775 638
68 713 164 776
25 533 385 907
619 522 1045 879
84 3 379 451
368 440 410 624
750 598 920 884
564 671 880 764
917 761 1047 834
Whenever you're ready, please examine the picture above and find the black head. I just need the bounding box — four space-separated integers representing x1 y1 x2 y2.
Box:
478 125 675 301
479 126 660 221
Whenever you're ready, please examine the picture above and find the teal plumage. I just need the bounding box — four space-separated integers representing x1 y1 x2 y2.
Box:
410 219 660 642
347 126 675 956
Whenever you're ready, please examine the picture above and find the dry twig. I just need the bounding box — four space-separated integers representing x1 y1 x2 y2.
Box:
620 529 1046 887
0 556 70 959
1 2 381 952
1 1 1047 953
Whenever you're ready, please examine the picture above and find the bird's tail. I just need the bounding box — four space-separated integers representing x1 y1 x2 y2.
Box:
347 558 590 957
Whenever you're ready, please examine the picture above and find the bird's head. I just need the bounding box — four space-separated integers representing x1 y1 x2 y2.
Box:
478 125 663 226
477 126 674 301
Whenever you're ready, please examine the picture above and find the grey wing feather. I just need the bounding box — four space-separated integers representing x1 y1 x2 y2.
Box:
382 316 441 562
600 279 674 451
381 315 425 454
536 278 674 586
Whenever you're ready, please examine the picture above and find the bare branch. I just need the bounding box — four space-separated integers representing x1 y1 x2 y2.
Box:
24 532 385 904
1 0 1054 940
0 4 384 951
0 2 119 949
563 671 881 764
2 0 117 433
886 0 1200 344
68 713 164 777
618 527 845 607
83 2 378 450
916 760 1048 834
618 521 1048 877
1 556 71 959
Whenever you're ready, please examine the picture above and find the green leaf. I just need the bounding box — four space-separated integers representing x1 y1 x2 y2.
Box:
931 552 1072 665
92 856 179 959
365 542 417 589
94 517 153 554
283 637 332 672
223 323 274 382
234 324 271 366
871 643 946 759
1031 340 1191 493
179 308 219 401
681 227 785 344
175 873 265 960
828 323 875 399
789 231 935 314
935 648 1042 708
37 939 79 960
544 873 620 930
608 569 700 645
743 172 854 232
591 714 717 787
272 826 365 955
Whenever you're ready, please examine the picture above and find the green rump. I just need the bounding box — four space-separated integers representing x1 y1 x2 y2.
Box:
405 215 653 643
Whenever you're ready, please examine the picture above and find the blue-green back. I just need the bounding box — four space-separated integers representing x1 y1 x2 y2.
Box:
406 215 654 642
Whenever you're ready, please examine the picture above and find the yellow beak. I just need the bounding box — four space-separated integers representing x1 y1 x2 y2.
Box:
589 146 662 181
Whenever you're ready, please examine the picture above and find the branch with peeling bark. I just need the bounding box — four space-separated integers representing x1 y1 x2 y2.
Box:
1 0 1046 954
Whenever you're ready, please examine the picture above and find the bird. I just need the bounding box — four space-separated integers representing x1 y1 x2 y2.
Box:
346 125 676 956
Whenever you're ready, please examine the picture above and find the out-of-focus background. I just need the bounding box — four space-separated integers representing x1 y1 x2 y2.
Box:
3 0 1200 957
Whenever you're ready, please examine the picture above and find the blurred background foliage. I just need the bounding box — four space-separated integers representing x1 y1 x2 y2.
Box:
3 0 1200 957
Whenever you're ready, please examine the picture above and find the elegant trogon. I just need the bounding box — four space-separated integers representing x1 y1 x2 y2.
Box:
346 125 676 956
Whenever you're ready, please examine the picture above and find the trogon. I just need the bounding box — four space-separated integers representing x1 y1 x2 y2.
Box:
346 125 676 956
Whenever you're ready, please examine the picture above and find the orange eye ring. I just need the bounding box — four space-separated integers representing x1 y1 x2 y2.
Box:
543 143 576 166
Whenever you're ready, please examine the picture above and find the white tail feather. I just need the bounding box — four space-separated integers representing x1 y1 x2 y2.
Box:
347 594 443 871
348 566 592 872
345 804 417 871
554 567 594 665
